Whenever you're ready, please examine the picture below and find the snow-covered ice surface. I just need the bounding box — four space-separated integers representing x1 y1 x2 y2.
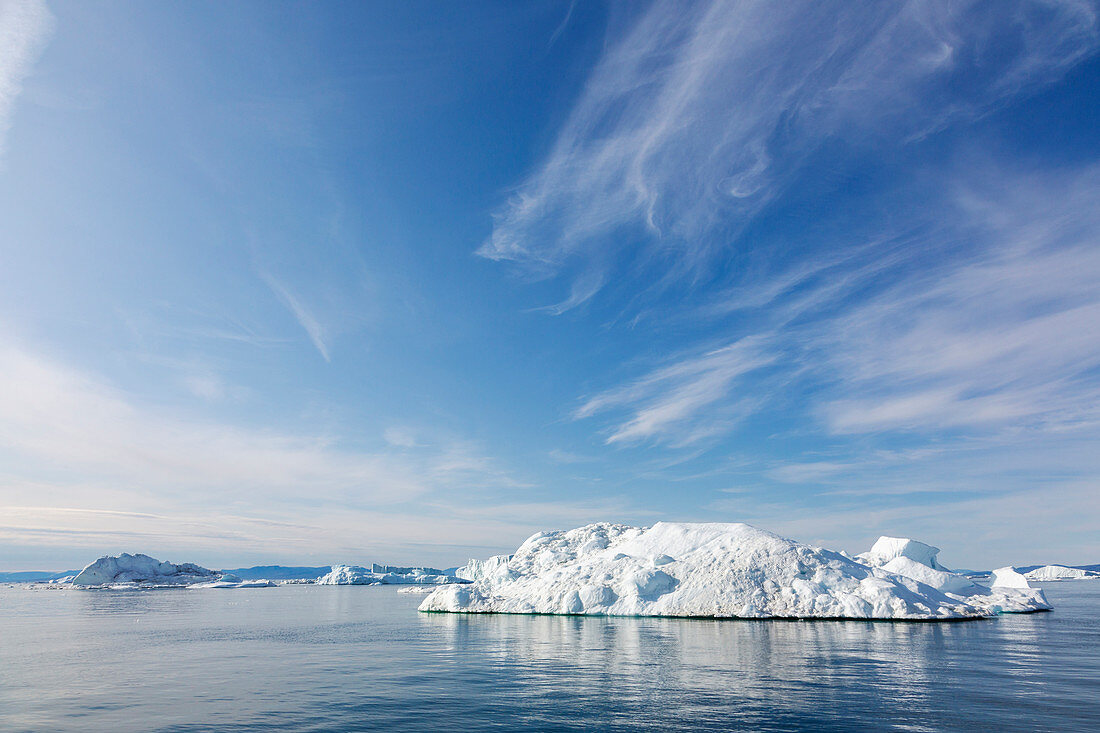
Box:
857 546 1049 615
1023 565 1100 581
990 567 1032 588
420 522 1051 620
71 554 220 587
316 565 467 586
456 554 513 582
856 536 947 570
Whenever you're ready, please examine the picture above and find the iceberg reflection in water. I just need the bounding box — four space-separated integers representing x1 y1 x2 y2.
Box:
1 583 1096 732
421 611 1054 730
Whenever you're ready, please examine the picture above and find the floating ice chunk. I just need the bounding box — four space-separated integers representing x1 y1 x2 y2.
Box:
420 522 1049 620
71 554 219 587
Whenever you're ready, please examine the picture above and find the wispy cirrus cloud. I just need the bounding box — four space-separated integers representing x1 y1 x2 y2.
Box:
0 0 53 157
575 162 1100 450
480 0 1098 308
575 337 775 445
817 167 1100 435
502 0 1099 460
261 272 331 361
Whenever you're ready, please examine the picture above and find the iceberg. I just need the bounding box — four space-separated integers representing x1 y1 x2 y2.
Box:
989 566 1031 588
456 553 513 583
71 553 220 587
1023 565 1100 581
316 564 466 586
420 522 1051 620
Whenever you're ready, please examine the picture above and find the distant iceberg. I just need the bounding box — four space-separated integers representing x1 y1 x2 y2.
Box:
419 522 1051 620
72 553 221 587
316 564 467 586
62 554 465 589
1023 565 1100 581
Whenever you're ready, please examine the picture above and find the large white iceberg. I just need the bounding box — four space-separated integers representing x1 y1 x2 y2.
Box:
316 564 466 586
419 522 1051 620
1023 565 1100 581
71 553 220 587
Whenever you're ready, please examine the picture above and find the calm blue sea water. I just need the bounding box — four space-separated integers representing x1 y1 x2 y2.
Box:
1 582 1097 732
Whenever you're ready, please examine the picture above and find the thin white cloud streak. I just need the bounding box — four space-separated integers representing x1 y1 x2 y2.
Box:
480 0 1098 306
547 0 577 49
0 0 52 157
261 273 331 361
575 337 774 445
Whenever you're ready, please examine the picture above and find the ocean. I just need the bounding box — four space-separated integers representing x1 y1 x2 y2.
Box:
1 581 1097 731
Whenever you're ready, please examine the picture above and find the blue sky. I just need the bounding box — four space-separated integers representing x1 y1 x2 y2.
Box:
2 0 1099 570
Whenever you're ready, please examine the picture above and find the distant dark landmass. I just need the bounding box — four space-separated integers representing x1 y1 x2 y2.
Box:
219 565 331 580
